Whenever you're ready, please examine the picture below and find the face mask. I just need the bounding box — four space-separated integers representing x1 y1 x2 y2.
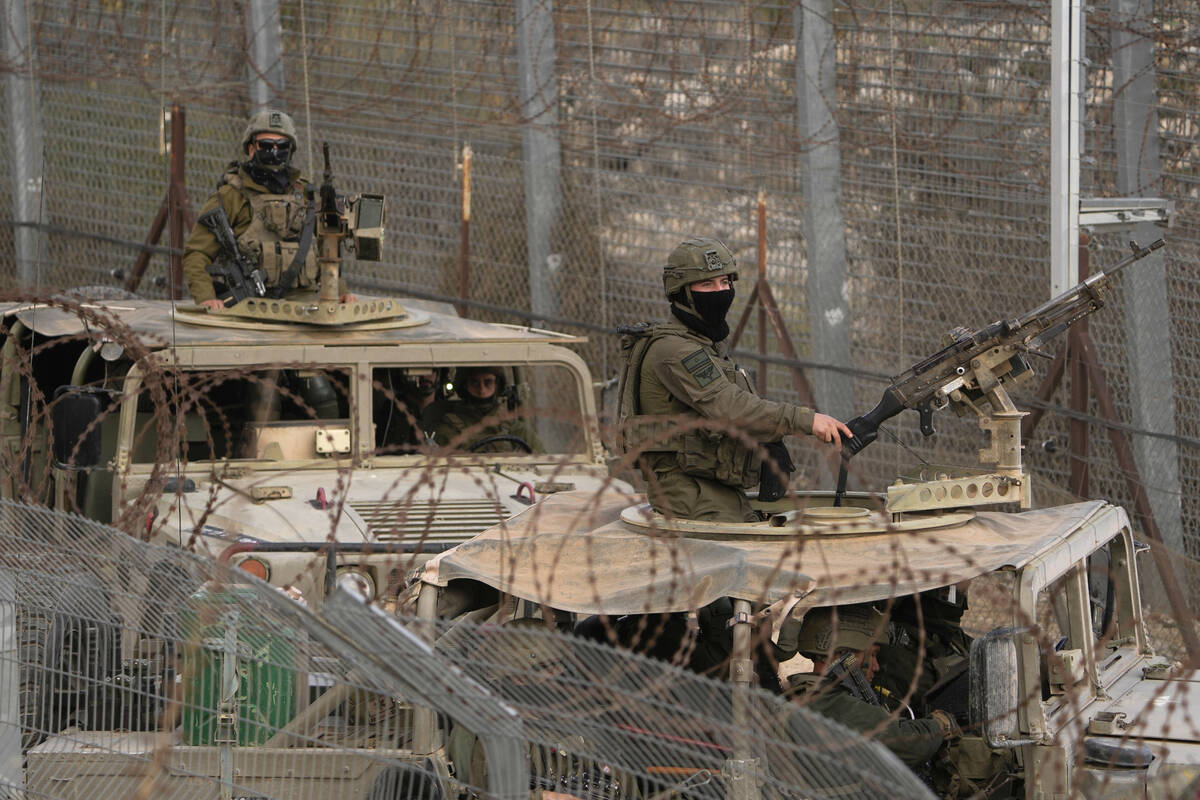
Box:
692 287 735 327
672 286 734 341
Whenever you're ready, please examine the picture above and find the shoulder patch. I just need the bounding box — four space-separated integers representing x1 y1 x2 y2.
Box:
682 348 720 388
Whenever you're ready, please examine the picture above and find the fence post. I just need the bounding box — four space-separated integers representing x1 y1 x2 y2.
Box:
246 0 286 111
1110 0 1185 598
3 0 45 289
0 569 19 792
794 1 853 418
515 0 562 326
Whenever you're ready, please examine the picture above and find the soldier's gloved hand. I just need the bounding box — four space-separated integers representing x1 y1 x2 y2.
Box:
931 709 962 743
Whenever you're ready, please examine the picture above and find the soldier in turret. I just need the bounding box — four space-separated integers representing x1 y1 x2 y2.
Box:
616 236 851 522
183 109 355 308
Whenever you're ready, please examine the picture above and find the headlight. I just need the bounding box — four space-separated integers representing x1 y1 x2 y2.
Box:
335 569 374 601
236 557 270 582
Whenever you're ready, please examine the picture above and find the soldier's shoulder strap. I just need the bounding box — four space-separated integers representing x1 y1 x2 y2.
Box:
615 322 676 420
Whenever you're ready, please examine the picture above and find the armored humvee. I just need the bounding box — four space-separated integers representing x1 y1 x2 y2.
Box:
0 296 631 606
413 486 1198 799
405 237 1199 799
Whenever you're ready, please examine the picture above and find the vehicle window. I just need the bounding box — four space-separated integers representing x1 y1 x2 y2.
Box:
130 366 353 463
371 363 586 456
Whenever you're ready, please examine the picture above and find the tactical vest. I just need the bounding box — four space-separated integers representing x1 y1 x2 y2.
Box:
225 171 319 291
616 322 760 489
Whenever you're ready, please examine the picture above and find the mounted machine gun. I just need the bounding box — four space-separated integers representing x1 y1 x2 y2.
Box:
839 238 1165 512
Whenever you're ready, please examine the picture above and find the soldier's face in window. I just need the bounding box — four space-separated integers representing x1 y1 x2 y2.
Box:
467 373 497 400
690 275 733 293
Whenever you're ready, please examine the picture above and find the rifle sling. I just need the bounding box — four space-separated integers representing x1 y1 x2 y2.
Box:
271 186 317 299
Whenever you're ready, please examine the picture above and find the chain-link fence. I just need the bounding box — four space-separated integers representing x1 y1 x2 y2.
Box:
0 499 946 799
1 0 1198 605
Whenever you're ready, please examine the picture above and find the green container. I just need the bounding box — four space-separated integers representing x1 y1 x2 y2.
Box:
181 585 298 746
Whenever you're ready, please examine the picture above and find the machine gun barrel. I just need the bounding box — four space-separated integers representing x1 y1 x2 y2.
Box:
319 142 338 223
843 238 1165 458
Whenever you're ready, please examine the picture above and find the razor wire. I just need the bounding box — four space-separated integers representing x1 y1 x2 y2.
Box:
0 499 945 800
1 1 1198 596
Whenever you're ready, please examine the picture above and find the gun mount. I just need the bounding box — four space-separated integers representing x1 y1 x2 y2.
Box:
192 142 396 328
842 238 1165 513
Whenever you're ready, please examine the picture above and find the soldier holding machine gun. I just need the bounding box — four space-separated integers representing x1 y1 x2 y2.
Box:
183 109 356 309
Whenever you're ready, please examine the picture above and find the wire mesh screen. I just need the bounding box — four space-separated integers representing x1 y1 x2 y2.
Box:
0 0 1198 610
0 500 948 800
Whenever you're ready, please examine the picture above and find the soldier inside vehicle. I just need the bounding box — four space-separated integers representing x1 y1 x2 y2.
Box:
421 366 545 454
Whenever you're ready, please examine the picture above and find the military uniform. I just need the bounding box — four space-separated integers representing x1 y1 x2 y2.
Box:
790 603 959 778
618 237 817 522
620 320 813 522
183 165 350 304
423 396 543 453
874 589 973 720
183 110 348 305
788 673 947 768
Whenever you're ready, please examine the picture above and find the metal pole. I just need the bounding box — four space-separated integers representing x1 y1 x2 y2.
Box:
1068 235 1090 497
3 0 45 289
1050 0 1083 295
515 0 562 326
246 0 285 111
1110 0 1186 583
0 569 20 793
795 0 852 418
756 192 768 395
458 144 472 318
168 105 187 300
725 599 761 800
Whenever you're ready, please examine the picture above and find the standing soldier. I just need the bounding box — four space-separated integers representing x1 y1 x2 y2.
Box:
616 236 851 522
183 109 355 309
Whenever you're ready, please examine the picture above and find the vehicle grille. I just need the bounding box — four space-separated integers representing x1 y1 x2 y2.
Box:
351 499 506 547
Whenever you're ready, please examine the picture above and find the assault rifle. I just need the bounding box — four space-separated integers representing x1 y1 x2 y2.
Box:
827 651 882 706
199 205 267 305
843 238 1165 459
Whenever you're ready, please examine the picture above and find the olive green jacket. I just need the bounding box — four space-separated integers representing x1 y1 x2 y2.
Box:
623 321 815 521
182 165 347 303
636 322 814 440
422 398 544 453
790 673 945 768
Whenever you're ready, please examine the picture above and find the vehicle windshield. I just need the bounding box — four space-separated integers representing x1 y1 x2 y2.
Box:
129 365 353 463
371 363 587 457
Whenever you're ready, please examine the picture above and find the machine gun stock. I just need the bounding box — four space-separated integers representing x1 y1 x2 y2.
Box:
843 237 1165 459
199 205 267 305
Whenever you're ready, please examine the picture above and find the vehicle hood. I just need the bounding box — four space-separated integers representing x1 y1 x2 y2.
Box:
152 464 632 556
1087 665 1200 752
420 489 818 616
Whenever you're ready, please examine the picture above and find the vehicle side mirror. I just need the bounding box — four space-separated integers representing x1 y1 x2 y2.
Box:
51 386 113 470
969 627 1036 749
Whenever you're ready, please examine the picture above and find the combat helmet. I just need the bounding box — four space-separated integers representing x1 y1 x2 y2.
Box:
453 365 508 401
663 237 738 316
795 603 889 661
241 109 298 152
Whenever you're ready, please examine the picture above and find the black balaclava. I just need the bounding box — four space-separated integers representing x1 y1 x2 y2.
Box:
671 286 735 342
245 140 294 194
